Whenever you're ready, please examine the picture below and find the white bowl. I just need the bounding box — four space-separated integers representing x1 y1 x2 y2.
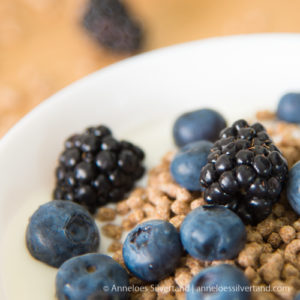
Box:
1 34 300 300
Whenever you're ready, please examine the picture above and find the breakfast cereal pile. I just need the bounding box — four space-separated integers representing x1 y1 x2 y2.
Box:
95 111 300 300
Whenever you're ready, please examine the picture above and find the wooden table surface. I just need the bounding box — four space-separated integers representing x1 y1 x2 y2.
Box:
1 0 300 137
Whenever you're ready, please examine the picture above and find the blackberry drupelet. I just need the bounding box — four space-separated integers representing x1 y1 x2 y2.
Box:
54 125 145 213
83 0 142 53
200 119 288 224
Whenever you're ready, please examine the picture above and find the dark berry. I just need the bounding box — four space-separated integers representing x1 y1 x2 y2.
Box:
82 152 94 163
252 145 269 156
75 162 96 183
92 125 112 138
251 122 265 133
118 150 139 173
215 154 234 173
95 151 117 171
247 198 272 223
269 151 287 172
83 0 142 53
207 150 221 163
108 170 127 187
225 198 239 211
75 186 97 206
268 177 281 198
249 178 268 197
233 119 248 130
235 139 251 150
200 163 218 186
65 173 77 187
219 137 235 149
109 188 125 202
133 165 145 180
200 119 288 224
101 137 120 151
60 148 81 168
80 134 100 153
92 174 111 192
121 141 145 160
219 171 239 194
54 124 145 213
54 187 65 200
222 142 237 155
220 127 236 138
253 155 272 177
56 167 66 182
257 131 270 141
204 182 230 204
237 127 255 140
65 134 82 149
236 150 254 165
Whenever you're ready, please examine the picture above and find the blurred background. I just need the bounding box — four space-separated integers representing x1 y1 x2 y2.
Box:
1 0 300 137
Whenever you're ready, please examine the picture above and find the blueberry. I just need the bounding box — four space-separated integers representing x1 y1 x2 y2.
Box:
186 264 251 300
56 253 129 300
277 93 300 123
170 140 213 191
295 293 300 300
122 220 182 282
173 108 226 147
180 205 246 261
26 200 100 268
287 161 300 215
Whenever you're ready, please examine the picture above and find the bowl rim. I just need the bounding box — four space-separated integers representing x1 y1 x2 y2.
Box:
1 32 300 148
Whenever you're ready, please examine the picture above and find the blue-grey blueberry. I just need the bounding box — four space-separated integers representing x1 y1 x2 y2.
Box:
277 93 300 123
173 108 226 147
186 264 251 300
287 161 300 215
56 253 129 300
123 220 182 282
180 205 246 261
170 140 213 191
26 200 100 267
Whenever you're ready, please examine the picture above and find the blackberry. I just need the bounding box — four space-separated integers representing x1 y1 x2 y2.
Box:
83 0 142 53
200 119 288 224
54 125 145 213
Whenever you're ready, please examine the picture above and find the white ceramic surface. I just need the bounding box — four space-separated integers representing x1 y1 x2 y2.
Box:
1 34 300 299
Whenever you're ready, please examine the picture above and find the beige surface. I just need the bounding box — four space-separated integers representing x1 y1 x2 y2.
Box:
1 0 300 136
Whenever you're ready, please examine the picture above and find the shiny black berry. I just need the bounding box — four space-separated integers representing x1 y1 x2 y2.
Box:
200 119 288 225
53 125 145 213
83 0 142 53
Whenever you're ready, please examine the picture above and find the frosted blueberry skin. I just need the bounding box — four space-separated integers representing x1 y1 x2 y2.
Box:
294 293 300 300
173 108 227 147
287 161 300 215
56 254 129 300
26 200 100 268
123 220 182 282
170 140 213 191
277 93 300 123
180 205 246 261
187 264 251 300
